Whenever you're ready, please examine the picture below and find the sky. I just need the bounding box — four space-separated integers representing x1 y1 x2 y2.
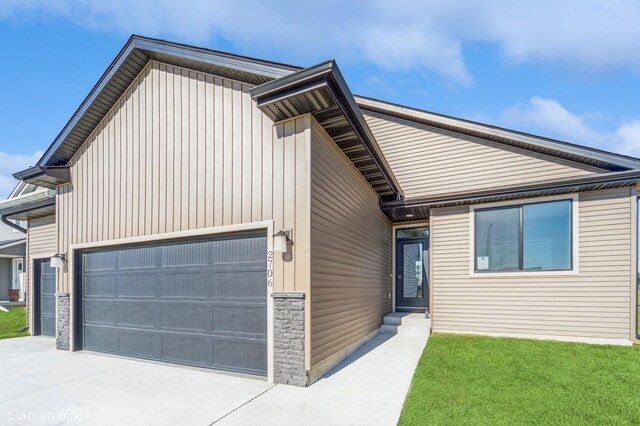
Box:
0 0 639 198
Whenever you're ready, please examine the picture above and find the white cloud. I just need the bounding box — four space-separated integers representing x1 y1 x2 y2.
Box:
0 151 42 200
1 0 640 83
500 97 640 157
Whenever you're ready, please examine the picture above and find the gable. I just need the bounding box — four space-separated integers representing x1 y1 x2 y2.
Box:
363 111 606 199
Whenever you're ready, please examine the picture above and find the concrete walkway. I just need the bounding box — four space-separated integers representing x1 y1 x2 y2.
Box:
0 323 428 425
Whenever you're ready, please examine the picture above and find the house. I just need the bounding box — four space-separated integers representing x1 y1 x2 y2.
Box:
2 35 638 386
0 183 28 303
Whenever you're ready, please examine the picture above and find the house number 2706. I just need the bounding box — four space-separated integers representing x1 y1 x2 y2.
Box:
267 250 274 287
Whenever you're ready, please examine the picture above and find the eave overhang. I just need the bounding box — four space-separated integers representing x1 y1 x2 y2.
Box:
356 96 640 172
382 169 640 222
37 35 302 168
251 60 403 201
0 190 57 232
13 166 70 189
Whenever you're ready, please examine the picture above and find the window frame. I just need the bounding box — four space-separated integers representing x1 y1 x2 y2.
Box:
470 195 578 276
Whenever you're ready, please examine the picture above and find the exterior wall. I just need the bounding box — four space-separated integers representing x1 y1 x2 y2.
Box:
430 188 634 342
54 61 313 366
0 258 10 300
363 111 604 199
0 243 26 257
26 215 57 328
309 119 392 381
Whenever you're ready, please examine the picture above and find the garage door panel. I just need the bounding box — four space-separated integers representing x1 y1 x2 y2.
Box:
119 246 156 269
81 233 268 376
214 305 267 335
162 334 214 366
84 300 118 325
160 303 212 333
84 325 118 351
161 241 210 266
214 337 267 374
84 251 118 271
161 272 212 299
118 275 157 298
84 276 118 297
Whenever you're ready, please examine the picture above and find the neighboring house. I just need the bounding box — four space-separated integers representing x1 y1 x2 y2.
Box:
0 184 28 302
1 36 638 386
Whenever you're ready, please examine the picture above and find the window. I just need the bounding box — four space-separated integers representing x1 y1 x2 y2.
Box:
474 199 572 272
397 227 429 239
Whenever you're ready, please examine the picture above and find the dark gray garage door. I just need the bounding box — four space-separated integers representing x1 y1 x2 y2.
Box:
79 232 267 376
37 260 56 337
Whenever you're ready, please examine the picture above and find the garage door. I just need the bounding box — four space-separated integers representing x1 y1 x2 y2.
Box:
36 260 56 337
79 232 267 376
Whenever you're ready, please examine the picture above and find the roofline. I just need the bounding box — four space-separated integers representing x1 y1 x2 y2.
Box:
0 239 26 251
251 60 404 200
356 95 640 171
381 169 640 211
37 35 302 167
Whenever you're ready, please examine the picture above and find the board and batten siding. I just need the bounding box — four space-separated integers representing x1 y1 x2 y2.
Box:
309 119 392 380
26 215 57 327
363 111 604 199
55 60 313 363
430 188 634 342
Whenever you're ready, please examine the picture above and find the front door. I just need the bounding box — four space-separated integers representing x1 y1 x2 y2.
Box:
396 227 429 310
12 258 23 290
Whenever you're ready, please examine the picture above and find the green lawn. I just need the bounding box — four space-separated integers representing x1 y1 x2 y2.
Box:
0 307 29 340
399 334 640 426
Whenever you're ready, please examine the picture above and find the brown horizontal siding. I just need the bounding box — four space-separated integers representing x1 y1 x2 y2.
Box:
364 111 604 199
310 119 392 369
431 188 633 340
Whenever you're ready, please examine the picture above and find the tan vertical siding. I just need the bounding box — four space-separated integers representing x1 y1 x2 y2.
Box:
431 188 633 340
309 119 392 375
363 111 604 199
56 62 312 323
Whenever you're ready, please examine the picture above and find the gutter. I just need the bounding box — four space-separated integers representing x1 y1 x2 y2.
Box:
381 169 640 211
0 189 56 233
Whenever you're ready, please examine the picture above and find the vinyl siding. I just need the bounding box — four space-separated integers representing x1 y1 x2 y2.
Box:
0 258 10 300
55 61 313 365
431 188 633 341
309 119 392 378
364 111 604 199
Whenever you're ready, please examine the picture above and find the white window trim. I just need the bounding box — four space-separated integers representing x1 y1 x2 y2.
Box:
469 193 579 277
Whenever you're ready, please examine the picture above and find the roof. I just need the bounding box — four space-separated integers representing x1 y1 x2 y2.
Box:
381 169 640 222
0 190 56 221
251 60 402 200
356 96 640 172
13 35 640 207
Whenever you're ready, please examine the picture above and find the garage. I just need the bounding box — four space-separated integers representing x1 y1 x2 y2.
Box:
77 232 268 376
34 259 56 337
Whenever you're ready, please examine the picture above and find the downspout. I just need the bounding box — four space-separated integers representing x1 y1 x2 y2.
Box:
0 214 26 234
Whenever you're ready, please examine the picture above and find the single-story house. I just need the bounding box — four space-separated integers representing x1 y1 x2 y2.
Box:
0 184 27 302
2 35 638 386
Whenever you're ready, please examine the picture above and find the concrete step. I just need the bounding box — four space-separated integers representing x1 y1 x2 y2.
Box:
379 312 430 336
379 324 399 334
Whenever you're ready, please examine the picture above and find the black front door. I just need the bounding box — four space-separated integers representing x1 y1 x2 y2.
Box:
396 229 429 310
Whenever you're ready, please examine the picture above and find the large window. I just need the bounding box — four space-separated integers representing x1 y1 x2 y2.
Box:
475 199 572 272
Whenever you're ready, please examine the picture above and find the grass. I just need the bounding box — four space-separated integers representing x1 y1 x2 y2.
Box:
399 334 640 426
0 307 29 340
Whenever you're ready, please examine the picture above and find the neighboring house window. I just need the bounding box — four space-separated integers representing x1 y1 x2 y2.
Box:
474 199 572 272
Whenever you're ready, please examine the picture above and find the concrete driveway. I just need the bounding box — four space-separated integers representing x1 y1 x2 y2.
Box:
0 325 428 425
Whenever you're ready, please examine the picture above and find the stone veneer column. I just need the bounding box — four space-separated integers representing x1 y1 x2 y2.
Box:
272 292 307 386
56 292 70 351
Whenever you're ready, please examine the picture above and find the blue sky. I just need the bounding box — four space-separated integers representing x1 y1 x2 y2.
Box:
0 0 639 197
